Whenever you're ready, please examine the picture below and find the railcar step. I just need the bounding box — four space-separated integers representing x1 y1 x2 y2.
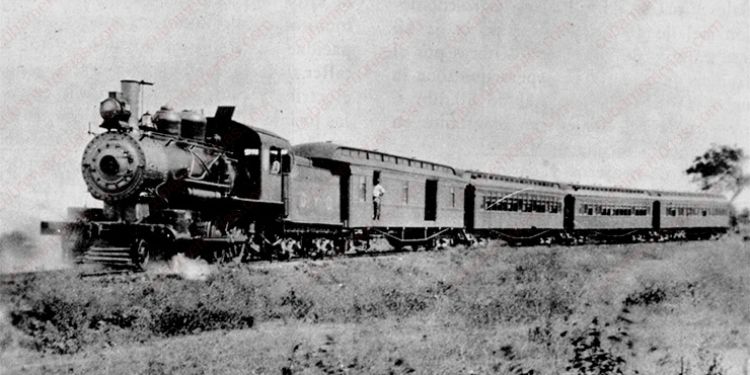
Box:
83 255 133 263
88 246 130 252
87 250 131 257
84 246 133 263
86 256 131 261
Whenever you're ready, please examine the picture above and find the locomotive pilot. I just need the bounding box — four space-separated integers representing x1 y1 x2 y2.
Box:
372 179 385 220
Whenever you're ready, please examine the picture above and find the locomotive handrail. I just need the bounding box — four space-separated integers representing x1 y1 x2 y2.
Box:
187 148 218 179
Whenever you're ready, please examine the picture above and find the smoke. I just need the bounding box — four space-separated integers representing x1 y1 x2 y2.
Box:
148 253 214 281
0 229 69 274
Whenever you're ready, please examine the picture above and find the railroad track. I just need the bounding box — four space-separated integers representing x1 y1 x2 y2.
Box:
0 245 438 287
1 236 721 287
0 269 64 285
0 268 134 287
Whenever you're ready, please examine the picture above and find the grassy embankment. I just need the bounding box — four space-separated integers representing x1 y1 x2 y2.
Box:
1 238 748 374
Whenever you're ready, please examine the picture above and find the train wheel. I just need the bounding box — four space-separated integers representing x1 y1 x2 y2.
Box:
131 238 151 270
275 241 290 261
262 233 284 260
308 238 329 258
247 239 262 261
475 237 488 247
224 244 237 263
232 242 247 262
333 237 347 255
218 243 244 264
345 238 367 254
318 238 335 256
436 237 451 250
280 238 301 259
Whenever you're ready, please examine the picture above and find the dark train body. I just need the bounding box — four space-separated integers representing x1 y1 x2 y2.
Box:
41 80 731 268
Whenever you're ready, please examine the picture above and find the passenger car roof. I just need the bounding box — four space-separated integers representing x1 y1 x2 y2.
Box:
468 170 562 189
294 142 459 177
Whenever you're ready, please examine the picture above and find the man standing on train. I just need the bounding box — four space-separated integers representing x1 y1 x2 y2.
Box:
372 179 385 220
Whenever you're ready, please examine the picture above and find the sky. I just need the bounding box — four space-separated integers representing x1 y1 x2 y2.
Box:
1 0 749 232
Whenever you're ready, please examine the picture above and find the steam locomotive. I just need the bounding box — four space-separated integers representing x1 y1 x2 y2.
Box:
40 80 731 268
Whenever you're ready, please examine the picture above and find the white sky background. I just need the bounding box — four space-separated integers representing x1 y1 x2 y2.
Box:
0 0 749 231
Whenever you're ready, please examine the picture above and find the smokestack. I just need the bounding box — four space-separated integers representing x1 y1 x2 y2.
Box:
120 80 141 128
120 80 154 128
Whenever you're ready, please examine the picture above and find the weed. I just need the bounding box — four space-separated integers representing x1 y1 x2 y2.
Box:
566 317 628 375
624 284 667 307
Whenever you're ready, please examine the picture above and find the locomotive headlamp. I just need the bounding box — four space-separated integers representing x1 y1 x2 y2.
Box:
100 97 122 120
99 155 120 176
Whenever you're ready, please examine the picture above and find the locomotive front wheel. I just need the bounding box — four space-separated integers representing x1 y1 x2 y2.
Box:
132 239 151 269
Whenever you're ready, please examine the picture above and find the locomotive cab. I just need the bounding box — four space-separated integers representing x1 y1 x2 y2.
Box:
206 107 292 202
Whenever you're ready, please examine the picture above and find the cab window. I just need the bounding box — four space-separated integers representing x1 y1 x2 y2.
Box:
269 147 282 174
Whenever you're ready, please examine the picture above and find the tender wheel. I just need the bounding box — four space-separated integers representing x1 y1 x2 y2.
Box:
131 239 151 269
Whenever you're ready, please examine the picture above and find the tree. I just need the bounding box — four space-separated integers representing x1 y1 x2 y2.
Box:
685 145 748 202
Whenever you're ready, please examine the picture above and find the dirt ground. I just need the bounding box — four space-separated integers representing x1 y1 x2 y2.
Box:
1 238 748 374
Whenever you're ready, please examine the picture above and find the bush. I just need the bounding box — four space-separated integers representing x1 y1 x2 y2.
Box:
7 273 257 353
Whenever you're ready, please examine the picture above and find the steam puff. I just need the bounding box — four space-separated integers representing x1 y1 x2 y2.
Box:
0 230 69 274
159 253 213 281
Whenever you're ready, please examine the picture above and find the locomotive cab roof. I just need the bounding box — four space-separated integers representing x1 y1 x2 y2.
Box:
206 116 291 154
